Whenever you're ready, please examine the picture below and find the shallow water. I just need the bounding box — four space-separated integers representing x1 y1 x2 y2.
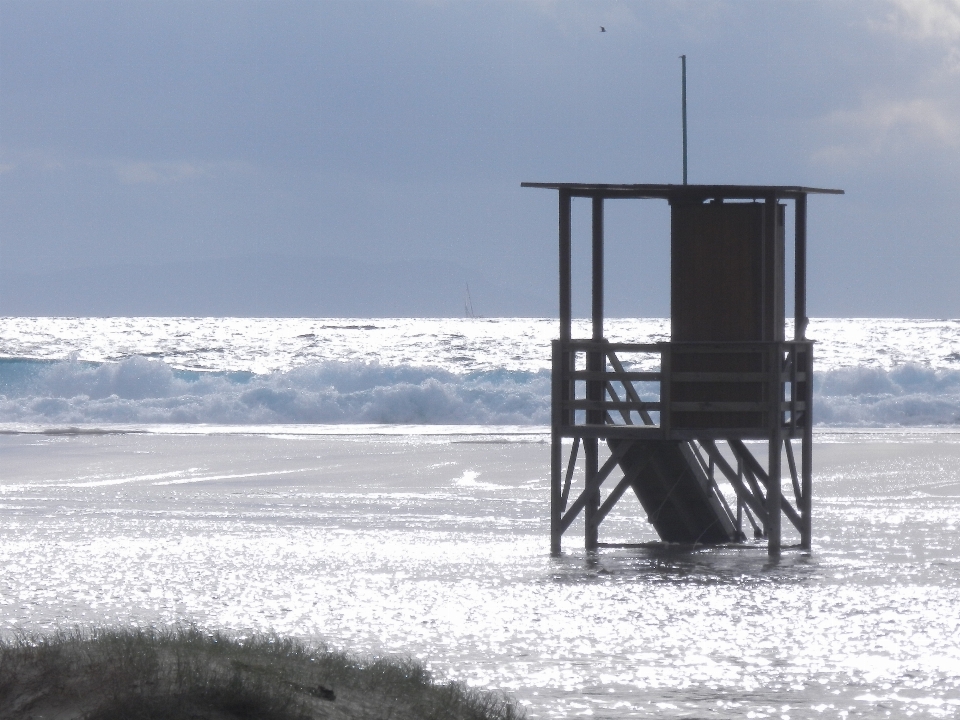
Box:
1 427 959 718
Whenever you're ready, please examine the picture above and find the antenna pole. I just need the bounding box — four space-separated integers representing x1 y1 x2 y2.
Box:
681 54 688 185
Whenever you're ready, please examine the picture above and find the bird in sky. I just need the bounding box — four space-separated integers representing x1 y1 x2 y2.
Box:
600 26 606 32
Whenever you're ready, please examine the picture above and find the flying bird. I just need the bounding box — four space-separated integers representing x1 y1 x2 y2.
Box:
600 26 606 32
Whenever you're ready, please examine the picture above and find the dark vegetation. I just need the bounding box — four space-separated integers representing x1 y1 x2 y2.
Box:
0 627 524 720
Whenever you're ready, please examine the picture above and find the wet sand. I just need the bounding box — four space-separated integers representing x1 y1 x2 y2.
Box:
1 428 959 718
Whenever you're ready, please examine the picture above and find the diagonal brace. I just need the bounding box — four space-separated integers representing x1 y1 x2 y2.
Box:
560 439 633 533
729 439 803 532
699 440 768 523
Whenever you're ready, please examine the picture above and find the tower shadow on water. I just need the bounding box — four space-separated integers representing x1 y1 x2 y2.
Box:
521 183 843 557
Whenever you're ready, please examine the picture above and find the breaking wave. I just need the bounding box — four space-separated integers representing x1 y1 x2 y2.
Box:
0 356 550 425
1 356 959 426
814 364 960 426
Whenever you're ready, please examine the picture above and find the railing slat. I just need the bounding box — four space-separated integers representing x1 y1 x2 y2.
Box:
556 339 812 436
569 371 661 381
566 400 661 411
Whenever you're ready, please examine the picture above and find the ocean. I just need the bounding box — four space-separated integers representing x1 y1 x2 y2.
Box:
1 317 959 718
2 317 960 428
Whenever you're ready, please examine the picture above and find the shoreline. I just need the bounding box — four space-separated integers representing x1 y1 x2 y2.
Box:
3 422 960 439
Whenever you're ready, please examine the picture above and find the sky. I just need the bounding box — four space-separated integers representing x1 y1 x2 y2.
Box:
1 0 959 317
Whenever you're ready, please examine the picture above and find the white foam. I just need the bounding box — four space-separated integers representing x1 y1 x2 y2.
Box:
816 364 960 426
1 317 959 427
0 355 551 425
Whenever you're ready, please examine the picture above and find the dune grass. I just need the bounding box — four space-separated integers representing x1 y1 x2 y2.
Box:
0 626 525 720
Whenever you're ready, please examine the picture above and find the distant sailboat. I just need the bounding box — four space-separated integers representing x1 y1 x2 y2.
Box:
464 284 478 318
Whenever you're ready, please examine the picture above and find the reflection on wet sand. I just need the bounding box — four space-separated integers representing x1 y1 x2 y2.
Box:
1 429 958 718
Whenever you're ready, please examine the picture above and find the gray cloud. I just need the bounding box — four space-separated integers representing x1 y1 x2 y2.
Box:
1 0 959 317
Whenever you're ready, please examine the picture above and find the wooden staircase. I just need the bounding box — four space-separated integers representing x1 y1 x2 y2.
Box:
609 438 740 543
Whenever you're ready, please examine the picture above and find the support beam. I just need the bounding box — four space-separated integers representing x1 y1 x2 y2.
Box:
592 196 604 342
585 196 604 550
550 341 563 554
767 347 783 557
795 196 813 546
729 439 804 533
559 191 572 343
606 350 655 425
785 438 802 506
560 439 633 534
700 440 767 522
801 347 814 549
794 194 808 341
553 189 572 555
560 436 580 511
596 453 651 525
797 194 813 549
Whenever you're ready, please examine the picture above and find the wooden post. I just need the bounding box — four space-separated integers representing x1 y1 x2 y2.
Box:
585 196 604 550
765 196 782 557
592 196 604 342
801 344 814 549
550 190 573 555
794 194 808 342
551 340 563 554
660 343 671 439
553 191 572 554
768 345 783 556
736 456 744 539
795 194 812 549
559 191 572 344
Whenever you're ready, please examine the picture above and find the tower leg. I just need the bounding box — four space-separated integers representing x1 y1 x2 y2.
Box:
584 438 599 550
800 432 812 549
800 347 814 550
551 341 563 555
767 436 782 556
768 344 783 557
551 431 562 555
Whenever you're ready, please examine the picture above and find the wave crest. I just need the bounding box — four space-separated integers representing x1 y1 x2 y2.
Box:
815 364 960 426
0 357 550 425
2 357 959 426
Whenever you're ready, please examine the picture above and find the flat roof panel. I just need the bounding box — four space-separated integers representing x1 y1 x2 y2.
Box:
520 182 843 199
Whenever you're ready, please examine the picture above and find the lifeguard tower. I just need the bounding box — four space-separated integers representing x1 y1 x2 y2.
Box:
522 183 842 556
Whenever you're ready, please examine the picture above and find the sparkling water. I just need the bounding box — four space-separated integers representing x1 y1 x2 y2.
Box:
1 317 959 718
1 317 959 427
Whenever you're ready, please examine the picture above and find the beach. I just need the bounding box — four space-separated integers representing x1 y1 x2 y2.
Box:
2 426 958 718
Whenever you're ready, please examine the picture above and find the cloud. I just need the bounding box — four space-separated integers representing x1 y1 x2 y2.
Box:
874 1 960 76
813 94 960 164
882 0 960 42
0 147 259 191
815 2 960 165
114 161 205 185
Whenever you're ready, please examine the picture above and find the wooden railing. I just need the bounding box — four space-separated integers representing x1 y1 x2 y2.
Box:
552 339 813 440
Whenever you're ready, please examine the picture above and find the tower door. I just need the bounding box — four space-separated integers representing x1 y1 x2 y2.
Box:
669 201 784 429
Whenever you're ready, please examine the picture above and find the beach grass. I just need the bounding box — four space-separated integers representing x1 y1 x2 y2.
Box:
0 626 525 720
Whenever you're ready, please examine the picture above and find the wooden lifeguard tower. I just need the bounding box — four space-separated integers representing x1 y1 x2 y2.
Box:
522 183 842 556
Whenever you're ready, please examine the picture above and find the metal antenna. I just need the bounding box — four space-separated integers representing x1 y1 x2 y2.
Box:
680 54 688 185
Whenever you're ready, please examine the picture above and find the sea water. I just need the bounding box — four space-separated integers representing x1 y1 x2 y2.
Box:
1 317 959 428
1 318 959 719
